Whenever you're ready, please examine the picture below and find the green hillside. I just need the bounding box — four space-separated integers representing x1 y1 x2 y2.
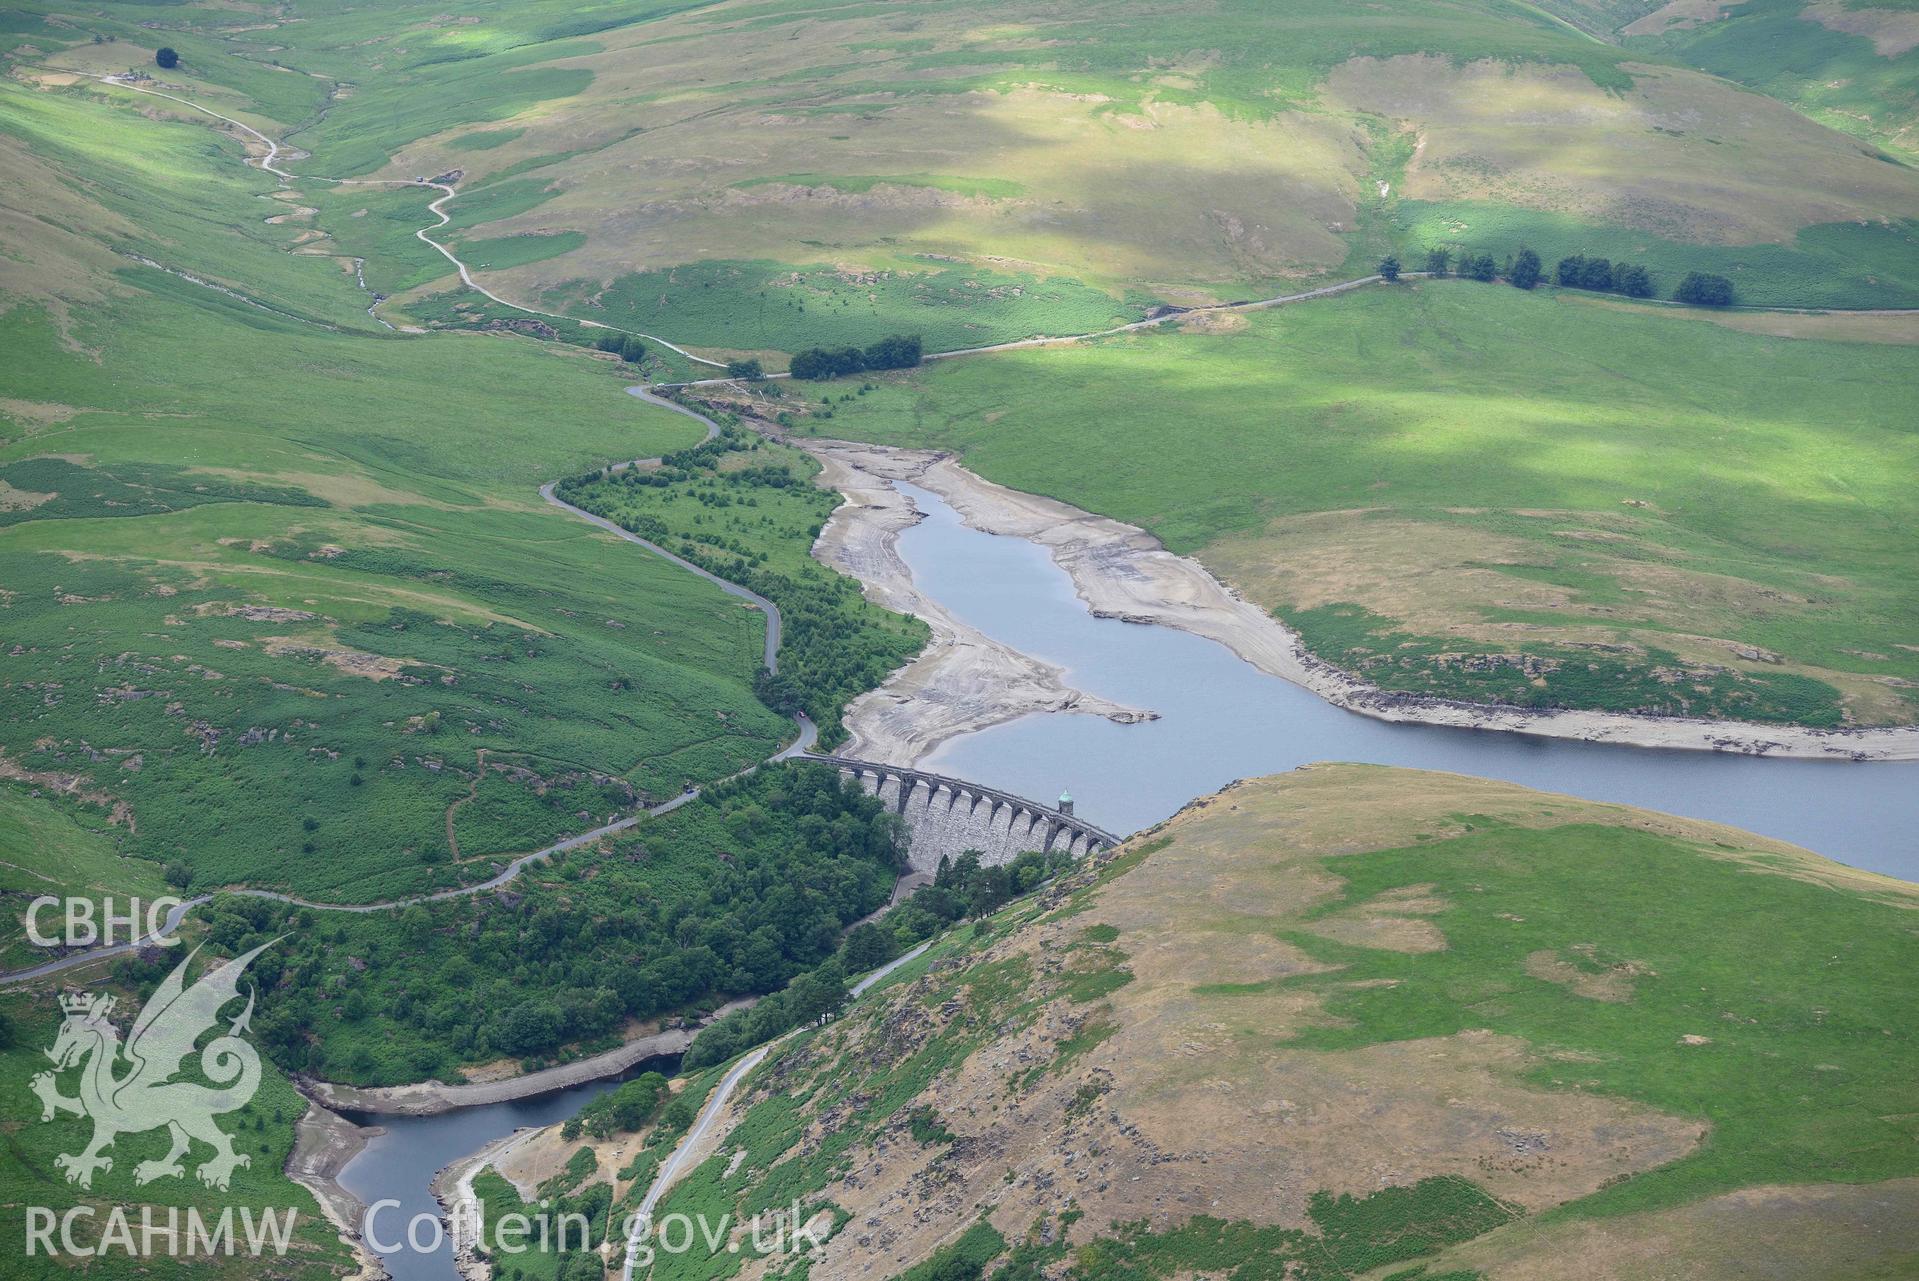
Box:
10 0 1919 368
634 766 1919 1280
816 282 1919 727
0 67 789 911
1622 0 1919 161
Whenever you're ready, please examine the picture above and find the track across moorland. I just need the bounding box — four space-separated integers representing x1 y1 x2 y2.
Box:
41 65 1919 372
22 68 1918 1261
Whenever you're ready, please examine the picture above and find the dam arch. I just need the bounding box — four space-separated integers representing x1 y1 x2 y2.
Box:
806 755 1122 874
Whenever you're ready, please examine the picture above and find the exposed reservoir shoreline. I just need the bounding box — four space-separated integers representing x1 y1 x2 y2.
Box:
287 1100 382 1280
801 447 1916 876
808 440 1155 761
798 437 1919 765
301 1005 744 1117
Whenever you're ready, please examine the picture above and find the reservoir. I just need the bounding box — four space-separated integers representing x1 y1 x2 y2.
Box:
896 482 1919 882
329 475 1915 1281
336 1058 673 1281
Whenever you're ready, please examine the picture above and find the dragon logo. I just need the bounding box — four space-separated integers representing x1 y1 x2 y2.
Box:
32 942 272 1191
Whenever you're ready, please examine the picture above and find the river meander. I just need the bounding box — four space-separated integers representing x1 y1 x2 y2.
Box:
896 482 1919 881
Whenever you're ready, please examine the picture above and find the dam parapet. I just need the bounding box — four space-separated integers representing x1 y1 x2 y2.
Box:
805 755 1122 874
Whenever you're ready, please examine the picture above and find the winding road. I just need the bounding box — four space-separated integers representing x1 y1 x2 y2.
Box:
23 65 1919 1281
13 69 1912 987
0 366 873 988
11 67 1253 988
1 373 811 986
0 82 831 984
46 69 728 368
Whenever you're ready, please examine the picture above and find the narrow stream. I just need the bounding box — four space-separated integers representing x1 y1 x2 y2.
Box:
895 482 1919 881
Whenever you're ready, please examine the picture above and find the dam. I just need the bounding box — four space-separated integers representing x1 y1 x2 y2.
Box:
806 754 1121 872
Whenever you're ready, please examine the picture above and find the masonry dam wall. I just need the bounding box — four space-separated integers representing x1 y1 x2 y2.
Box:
809 755 1122 874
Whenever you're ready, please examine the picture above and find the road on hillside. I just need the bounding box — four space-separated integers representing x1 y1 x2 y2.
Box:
1 385 812 987
21 70 1907 985
619 938 934 1280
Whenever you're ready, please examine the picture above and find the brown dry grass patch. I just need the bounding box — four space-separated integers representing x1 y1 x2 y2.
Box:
1324 56 1919 246
1199 506 1912 726
766 768 1879 1279
1439 1176 1919 1280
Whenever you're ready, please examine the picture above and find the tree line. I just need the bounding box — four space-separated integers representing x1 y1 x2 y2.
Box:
123 763 909 1085
594 330 647 363
559 416 926 745
1384 247 1734 306
1553 254 1654 298
789 333 922 380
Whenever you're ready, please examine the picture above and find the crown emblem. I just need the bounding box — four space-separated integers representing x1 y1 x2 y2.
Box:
59 991 114 1019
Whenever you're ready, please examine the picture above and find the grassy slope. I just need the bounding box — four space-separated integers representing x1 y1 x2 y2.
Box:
0 982 354 1281
277 0 1919 316
0 52 807 1281
0 786 165 971
1 72 789 911
813 281 1919 726
643 765 1919 1280
0 290 791 902
1624 0 1919 160
14 0 1918 365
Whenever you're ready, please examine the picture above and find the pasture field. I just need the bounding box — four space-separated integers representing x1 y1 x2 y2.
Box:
0 71 796 906
639 765 1919 1279
811 281 1919 727
546 258 1154 359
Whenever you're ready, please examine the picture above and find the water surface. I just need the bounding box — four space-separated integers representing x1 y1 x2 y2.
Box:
337 1058 672 1281
897 483 1919 880
336 478 1915 1281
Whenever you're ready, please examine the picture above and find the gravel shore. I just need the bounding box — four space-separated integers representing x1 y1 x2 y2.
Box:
802 439 1919 764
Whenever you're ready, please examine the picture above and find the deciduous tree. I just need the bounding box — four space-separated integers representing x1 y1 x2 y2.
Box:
1676 271 1735 306
862 333 922 369
1614 263 1654 298
1510 247 1542 290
